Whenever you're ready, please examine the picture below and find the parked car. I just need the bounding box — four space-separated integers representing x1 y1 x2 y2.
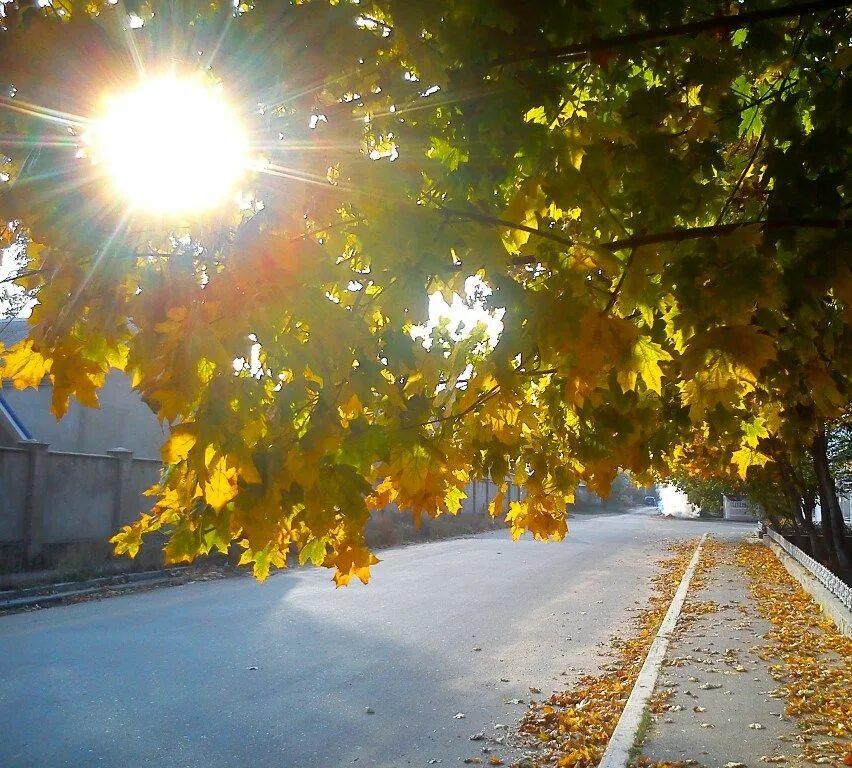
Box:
643 495 658 506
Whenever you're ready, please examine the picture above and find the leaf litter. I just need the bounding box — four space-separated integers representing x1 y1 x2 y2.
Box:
513 541 702 767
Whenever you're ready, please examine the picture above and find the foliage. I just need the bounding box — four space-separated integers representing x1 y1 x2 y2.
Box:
669 475 728 516
0 1 849 582
828 418 852 493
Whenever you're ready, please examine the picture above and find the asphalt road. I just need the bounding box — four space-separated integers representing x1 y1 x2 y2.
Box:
0 510 752 768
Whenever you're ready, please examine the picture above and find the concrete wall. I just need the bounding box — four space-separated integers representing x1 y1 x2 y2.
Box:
814 495 852 525
0 447 28 542
0 442 160 561
723 495 759 521
459 478 523 515
1 371 167 460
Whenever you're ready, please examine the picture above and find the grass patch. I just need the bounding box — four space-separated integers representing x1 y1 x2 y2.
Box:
628 707 652 765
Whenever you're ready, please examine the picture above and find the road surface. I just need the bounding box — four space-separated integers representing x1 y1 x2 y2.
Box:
0 510 751 767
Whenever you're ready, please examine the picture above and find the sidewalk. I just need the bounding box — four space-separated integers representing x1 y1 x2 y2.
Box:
638 539 851 768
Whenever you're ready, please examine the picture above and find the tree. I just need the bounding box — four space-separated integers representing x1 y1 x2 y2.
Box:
0 0 849 583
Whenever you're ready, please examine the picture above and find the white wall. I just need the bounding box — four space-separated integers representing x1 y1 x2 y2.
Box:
1 371 166 460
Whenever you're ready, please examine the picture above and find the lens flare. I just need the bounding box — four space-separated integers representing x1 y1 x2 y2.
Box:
91 76 248 214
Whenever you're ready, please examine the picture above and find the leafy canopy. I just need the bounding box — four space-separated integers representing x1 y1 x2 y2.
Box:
0 0 849 583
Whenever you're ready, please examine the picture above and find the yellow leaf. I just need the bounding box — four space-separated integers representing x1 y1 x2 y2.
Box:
731 446 770 479
161 425 197 464
0 340 51 389
239 456 262 485
444 485 466 515
328 545 380 587
338 392 362 427
619 337 672 395
204 458 237 510
568 147 585 170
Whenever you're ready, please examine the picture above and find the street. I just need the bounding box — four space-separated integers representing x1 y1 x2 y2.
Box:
0 510 752 768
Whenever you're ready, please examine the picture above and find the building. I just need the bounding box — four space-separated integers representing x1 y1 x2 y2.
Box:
722 495 760 522
0 320 165 459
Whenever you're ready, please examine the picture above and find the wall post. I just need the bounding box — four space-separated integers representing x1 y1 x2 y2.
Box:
21 440 49 563
107 448 133 534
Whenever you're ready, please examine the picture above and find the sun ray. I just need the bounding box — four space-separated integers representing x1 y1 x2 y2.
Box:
48 206 135 344
366 89 494 121
259 68 360 113
0 96 91 129
119 18 148 79
249 140 361 153
0 137 81 149
198 11 236 73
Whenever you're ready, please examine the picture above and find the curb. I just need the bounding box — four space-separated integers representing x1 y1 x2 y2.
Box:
764 539 852 637
0 569 187 612
598 533 708 768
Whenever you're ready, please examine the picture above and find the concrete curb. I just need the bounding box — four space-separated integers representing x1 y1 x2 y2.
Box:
0 569 186 612
764 539 852 638
598 533 708 768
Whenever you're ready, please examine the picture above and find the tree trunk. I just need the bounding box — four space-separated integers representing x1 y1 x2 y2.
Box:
812 427 852 581
778 473 810 553
801 490 825 562
789 497 807 551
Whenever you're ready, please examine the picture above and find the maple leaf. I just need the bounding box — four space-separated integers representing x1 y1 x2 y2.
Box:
731 446 770 480
204 458 238 511
618 337 672 395
0 341 51 389
161 424 197 464
327 545 380 587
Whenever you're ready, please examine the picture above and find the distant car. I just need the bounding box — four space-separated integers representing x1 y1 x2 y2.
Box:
643 496 658 506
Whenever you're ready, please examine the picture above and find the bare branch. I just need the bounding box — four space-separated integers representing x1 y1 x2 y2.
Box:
491 0 849 66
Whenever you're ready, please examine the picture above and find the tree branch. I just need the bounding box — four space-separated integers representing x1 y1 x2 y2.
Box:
603 247 637 315
598 218 846 252
492 0 849 66
441 205 578 249
444 204 847 262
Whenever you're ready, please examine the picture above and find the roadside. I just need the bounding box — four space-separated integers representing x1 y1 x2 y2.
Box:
638 538 851 768
511 538 703 767
0 512 709 768
0 505 650 614
0 561 236 614
509 533 851 768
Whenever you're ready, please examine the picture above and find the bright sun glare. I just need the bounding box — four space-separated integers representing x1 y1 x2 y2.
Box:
91 76 248 215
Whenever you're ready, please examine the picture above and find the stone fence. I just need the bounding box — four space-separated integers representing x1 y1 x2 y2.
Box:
0 440 523 566
765 527 852 611
0 441 160 562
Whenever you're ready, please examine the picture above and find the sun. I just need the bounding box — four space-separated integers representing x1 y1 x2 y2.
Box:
90 75 249 215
